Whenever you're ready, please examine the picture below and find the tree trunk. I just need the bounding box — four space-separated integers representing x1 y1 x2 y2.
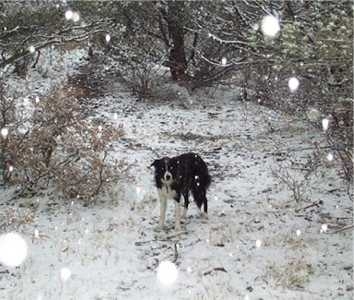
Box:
167 2 187 81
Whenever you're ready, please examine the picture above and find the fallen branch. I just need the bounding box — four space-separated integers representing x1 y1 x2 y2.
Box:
172 242 178 263
135 230 187 246
203 267 227 276
330 224 354 234
295 200 322 213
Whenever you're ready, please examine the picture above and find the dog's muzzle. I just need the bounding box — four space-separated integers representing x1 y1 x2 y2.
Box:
163 172 172 182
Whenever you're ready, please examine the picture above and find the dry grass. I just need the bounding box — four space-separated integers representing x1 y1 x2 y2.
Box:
266 258 314 289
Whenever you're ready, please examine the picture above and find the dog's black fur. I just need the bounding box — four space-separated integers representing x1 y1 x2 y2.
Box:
151 152 211 213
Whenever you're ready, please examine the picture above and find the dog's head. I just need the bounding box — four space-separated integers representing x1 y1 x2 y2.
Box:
151 157 175 186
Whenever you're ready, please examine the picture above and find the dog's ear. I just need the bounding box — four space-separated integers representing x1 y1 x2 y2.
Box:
150 159 159 169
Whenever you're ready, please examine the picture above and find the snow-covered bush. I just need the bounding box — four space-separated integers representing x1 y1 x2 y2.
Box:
0 83 124 201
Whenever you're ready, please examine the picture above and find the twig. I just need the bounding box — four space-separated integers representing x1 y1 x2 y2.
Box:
295 201 322 213
172 242 178 263
203 267 227 276
330 224 354 234
135 230 187 246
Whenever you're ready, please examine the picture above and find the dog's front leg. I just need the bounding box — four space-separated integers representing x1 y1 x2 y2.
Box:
158 191 167 229
173 191 182 231
174 200 182 231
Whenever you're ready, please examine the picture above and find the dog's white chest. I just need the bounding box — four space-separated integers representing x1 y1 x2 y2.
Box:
158 185 177 200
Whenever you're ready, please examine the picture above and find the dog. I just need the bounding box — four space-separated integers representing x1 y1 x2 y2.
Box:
151 152 211 231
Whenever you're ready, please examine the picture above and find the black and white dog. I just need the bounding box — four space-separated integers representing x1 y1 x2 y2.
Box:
151 152 211 231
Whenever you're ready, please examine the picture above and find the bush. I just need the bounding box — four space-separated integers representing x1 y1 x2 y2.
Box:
0 81 124 201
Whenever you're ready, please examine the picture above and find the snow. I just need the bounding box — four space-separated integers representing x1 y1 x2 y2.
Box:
28 46 36 54
288 77 300 92
65 10 73 20
0 127 9 139
60 267 72 282
71 12 80 23
327 153 334 161
0 54 352 300
0 232 28 268
261 15 280 38
320 224 328 233
322 118 329 131
156 260 178 286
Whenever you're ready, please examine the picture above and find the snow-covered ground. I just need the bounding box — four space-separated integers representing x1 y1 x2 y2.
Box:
0 56 352 300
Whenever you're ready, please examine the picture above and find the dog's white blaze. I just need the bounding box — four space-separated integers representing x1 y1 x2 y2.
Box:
0 232 28 267
157 260 178 286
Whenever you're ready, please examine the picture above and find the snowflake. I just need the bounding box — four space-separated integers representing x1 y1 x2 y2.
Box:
60 267 72 282
157 260 178 286
65 10 73 20
326 153 334 161
72 12 80 23
261 15 280 38
320 224 328 233
1 127 9 139
0 232 28 267
255 239 262 248
288 77 300 92
28 46 36 53
322 118 329 131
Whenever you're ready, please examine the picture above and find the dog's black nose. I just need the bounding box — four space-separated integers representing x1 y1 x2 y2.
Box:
165 174 171 180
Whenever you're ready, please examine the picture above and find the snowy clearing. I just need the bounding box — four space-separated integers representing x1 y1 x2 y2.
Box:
0 57 353 300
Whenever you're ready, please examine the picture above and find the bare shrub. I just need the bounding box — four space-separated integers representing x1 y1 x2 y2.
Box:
272 165 308 203
0 82 124 201
116 57 169 101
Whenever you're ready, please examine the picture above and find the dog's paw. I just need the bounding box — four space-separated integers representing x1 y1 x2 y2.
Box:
175 225 182 231
201 212 209 221
154 225 166 232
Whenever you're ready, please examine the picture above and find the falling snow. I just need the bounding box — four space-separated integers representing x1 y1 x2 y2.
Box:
1 127 9 139
0 3 352 299
156 261 178 286
60 267 72 282
261 15 280 38
288 77 300 92
0 232 28 268
322 118 329 131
